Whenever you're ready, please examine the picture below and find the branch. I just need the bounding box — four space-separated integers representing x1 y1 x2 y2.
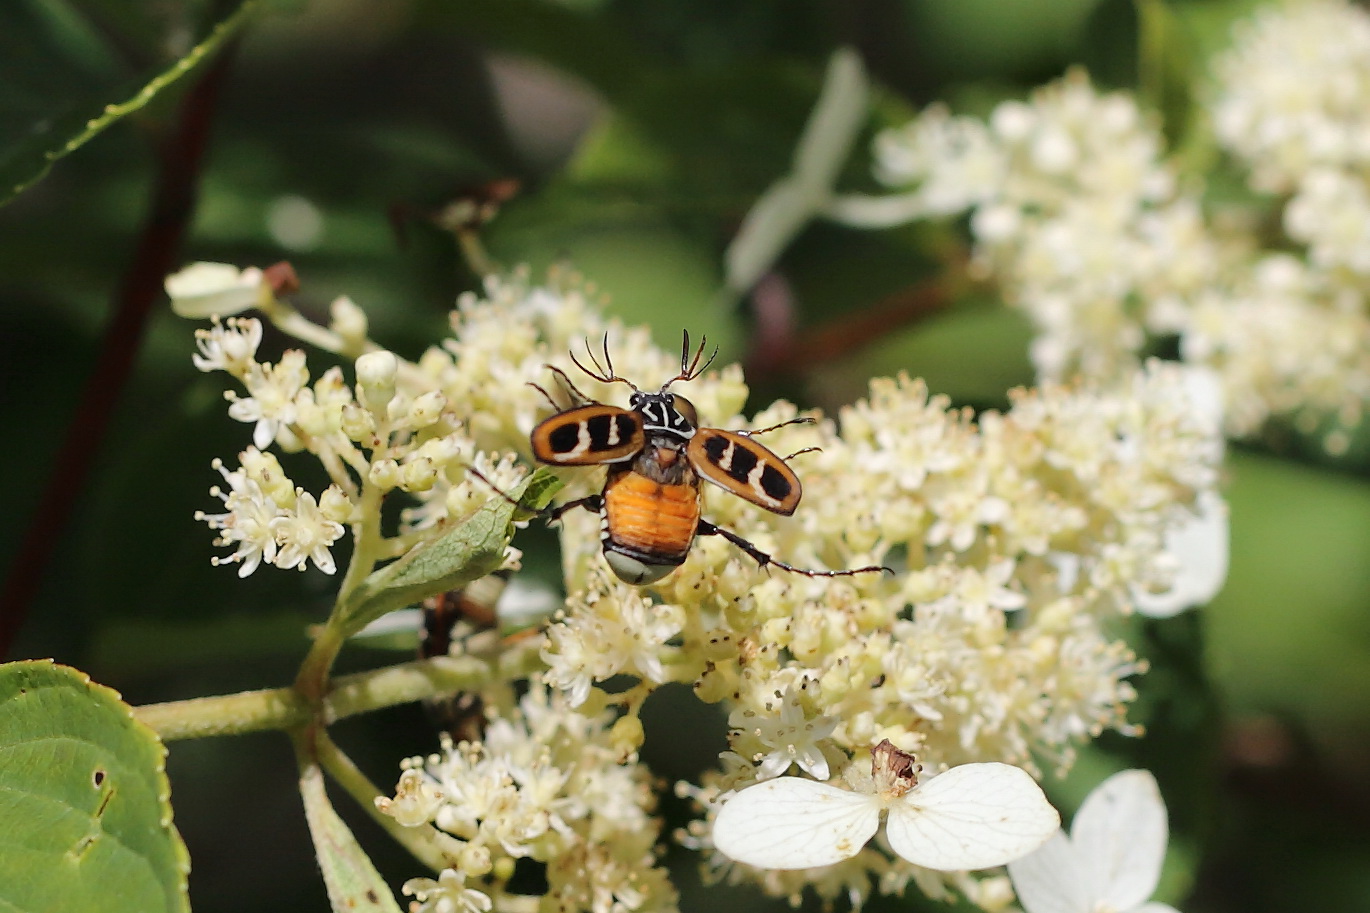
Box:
0 44 239 657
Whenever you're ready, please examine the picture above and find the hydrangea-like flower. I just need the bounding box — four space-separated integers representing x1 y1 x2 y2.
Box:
1008 769 1176 913
713 740 1058 871
196 453 353 577
377 683 676 913
402 868 493 913
729 679 838 781
197 457 281 577
192 316 262 378
177 264 1226 910
1211 0 1370 193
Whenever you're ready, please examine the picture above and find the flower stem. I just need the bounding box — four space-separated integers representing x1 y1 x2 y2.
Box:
296 479 386 704
137 652 538 741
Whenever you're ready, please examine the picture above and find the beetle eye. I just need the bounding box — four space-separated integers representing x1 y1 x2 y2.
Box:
671 394 698 427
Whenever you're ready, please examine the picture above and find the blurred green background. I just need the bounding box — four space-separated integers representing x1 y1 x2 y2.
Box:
3 0 1369 911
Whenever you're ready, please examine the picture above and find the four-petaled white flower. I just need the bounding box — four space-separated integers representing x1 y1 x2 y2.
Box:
712 740 1059 871
402 868 493 913
227 350 309 449
1008 769 1177 913
192 316 263 378
270 488 348 575
729 683 837 781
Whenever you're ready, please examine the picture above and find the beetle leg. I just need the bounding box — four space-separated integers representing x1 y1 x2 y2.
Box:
695 520 890 578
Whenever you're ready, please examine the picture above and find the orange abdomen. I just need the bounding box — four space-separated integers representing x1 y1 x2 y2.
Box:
603 471 701 561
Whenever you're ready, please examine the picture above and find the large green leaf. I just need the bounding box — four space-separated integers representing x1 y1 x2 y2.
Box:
0 0 261 206
0 660 190 913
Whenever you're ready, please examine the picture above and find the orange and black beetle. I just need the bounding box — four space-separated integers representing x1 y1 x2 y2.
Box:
528 333 887 585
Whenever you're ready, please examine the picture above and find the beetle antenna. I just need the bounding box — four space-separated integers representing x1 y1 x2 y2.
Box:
539 365 596 406
570 336 637 391
662 331 719 389
528 381 560 411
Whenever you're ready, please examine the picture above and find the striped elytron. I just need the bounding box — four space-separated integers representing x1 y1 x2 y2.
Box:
529 333 887 584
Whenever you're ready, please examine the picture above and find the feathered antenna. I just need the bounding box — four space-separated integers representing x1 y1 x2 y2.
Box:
661 330 718 389
570 335 640 391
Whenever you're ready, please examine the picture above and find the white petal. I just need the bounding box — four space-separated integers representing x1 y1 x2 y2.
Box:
712 778 881 870
887 763 1060 871
1007 831 1091 913
1133 491 1228 617
166 262 263 317
1072 770 1168 910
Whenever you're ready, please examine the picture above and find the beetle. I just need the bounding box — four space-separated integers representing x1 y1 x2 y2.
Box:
527 332 888 585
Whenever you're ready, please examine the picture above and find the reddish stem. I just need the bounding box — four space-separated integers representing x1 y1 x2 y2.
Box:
0 47 237 657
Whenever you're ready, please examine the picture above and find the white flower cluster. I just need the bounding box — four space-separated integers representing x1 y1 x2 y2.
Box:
484 298 1220 904
858 3 1370 448
870 72 1218 384
377 683 675 913
174 265 1215 910
1211 0 1370 194
1206 0 1370 442
197 448 351 576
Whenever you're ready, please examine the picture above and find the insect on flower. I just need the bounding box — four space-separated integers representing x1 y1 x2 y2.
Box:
527 332 889 585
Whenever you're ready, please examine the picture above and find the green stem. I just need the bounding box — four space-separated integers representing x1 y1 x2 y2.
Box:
337 649 541 718
296 479 387 703
135 684 308 740
315 729 463 873
138 652 538 740
1134 0 1166 112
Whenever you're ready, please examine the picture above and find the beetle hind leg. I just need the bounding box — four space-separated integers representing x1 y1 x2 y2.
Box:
695 520 890 578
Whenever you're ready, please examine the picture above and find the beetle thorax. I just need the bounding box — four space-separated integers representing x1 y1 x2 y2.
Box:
631 391 697 439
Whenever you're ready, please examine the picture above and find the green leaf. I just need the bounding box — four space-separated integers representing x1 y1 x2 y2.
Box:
298 761 403 913
339 470 562 637
0 0 262 206
0 660 190 913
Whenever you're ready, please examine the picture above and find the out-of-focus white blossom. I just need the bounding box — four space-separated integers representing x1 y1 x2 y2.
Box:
849 22 1370 449
1008 769 1177 913
166 262 269 318
1211 0 1370 194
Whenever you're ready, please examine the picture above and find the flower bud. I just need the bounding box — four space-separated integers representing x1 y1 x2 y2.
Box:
610 715 645 757
458 843 492 877
329 295 368 350
409 391 447 428
369 458 401 491
401 457 438 492
341 402 375 442
355 351 398 413
319 486 353 524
